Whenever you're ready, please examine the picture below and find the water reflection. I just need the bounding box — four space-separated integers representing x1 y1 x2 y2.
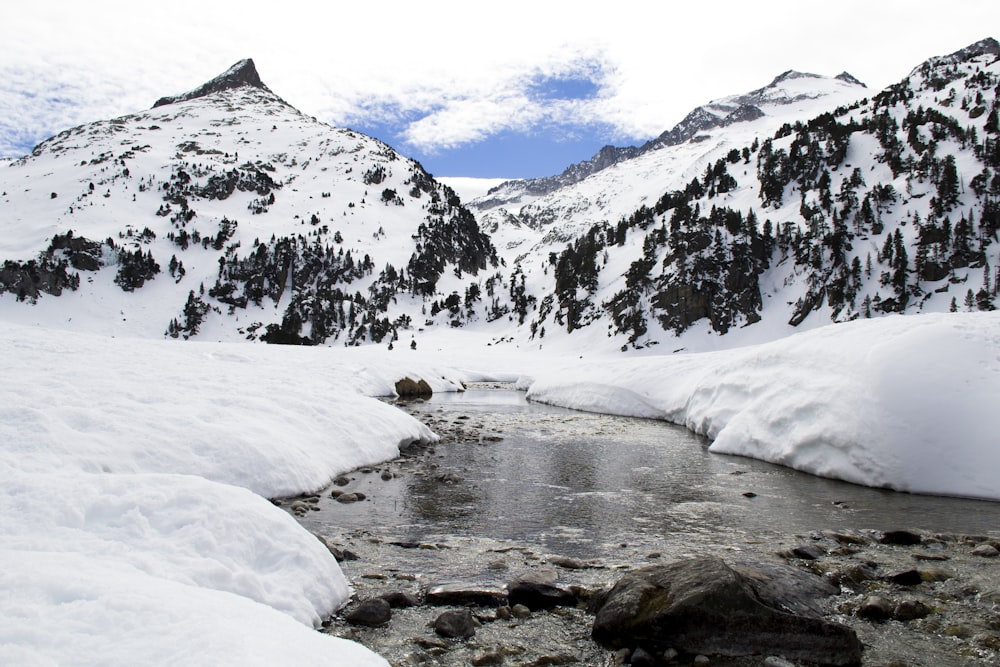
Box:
310 388 1000 558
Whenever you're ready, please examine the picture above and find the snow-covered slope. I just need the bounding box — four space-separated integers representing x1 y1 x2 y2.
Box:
470 38 1000 354
2 43 998 358
472 69 868 226
0 59 496 346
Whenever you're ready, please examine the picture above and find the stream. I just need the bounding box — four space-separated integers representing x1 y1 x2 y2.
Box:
290 385 1000 666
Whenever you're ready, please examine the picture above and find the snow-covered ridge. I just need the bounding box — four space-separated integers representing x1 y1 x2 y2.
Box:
472 69 867 211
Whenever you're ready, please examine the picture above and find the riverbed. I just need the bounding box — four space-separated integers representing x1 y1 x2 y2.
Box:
287 385 1000 666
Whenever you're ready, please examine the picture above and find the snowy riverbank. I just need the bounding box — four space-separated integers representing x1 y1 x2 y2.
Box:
2 312 998 664
0 325 469 666
526 312 1000 501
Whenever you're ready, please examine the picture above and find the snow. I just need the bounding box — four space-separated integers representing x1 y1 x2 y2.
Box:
3 309 999 664
437 176 511 202
0 469 386 667
3 51 1000 663
0 323 469 666
526 312 1000 501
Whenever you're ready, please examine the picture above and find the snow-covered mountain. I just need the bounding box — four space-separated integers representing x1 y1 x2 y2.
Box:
0 59 496 345
2 42 999 354
472 37 1000 351
473 69 868 214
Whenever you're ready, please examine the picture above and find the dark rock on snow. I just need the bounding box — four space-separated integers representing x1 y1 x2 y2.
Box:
153 58 273 108
591 556 862 666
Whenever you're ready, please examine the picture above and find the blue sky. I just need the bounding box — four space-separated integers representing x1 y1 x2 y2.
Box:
351 74 618 178
353 122 617 180
2 2 999 180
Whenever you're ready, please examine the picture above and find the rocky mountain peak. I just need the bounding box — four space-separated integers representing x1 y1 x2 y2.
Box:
913 37 999 77
834 71 866 87
947 37 1000 62
768 70 820 86
153 58 272 108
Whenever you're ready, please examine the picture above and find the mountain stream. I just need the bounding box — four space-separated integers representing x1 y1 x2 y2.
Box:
287 384 1000 666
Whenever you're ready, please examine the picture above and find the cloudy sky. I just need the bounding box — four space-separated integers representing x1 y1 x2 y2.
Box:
2 1 997 178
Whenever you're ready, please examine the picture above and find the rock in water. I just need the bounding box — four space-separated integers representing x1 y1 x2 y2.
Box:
344 598 392 627
395 377 433 398
425 583 507 607
433 609 476 639
507 580 577 610
591 556 861 666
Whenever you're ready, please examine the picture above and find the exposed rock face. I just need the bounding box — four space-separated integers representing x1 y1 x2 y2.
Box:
591 557 862 666
153 59 272 108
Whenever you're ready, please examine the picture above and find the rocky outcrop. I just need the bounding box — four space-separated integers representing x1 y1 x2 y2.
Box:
591 557 862 666
153 59 272 108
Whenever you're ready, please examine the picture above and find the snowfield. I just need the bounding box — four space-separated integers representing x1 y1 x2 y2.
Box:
2 312 999 664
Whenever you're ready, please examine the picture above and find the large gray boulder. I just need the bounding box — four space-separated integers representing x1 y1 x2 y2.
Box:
591 557 861 666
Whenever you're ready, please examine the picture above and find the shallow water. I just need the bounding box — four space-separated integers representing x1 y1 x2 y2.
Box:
305 386 1000 561
295 386 1000 666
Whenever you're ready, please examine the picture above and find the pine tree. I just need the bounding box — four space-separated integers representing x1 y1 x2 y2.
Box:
891 229 909 309
935 154 960 214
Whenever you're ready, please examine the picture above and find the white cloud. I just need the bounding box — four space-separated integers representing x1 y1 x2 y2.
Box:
2 0 999 157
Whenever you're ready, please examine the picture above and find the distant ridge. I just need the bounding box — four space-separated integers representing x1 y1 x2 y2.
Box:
476 70 866 205
153 58 271 108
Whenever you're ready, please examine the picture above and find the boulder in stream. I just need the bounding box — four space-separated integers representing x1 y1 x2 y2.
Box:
426 583 507 607
344 598 392 627
591 556 862 666
433 609 477 639
395 377 433 398
507 580 577 610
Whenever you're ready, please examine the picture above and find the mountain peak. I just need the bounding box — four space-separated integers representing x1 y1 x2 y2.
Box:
153 58 271 108
947 37 1000 62
915 37 1000 76
768 70 821 86
834 71 866 87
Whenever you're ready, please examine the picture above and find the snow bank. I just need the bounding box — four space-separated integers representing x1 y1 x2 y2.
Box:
0 324 469 665
1 324 440 498
527 313 1000 501
0 467 386 666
